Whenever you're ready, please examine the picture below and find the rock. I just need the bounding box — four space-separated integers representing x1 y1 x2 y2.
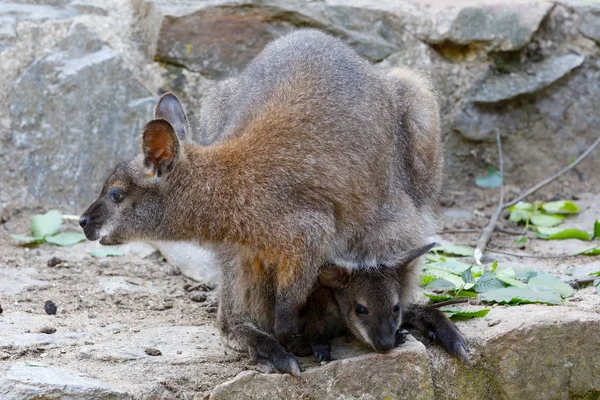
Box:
0 268 49 295
44 300 58 315
145 348 162 356
152 242 220 284
189 292 207 303
97 276 155 295
471 54 585 104
39 326 57 335
211 336 434 399
422 2 554 52
47 257 64 267
579 10 600 44
8 23 155 209
0 364 130 400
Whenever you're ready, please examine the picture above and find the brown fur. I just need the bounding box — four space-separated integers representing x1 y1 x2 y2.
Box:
79 30 443 375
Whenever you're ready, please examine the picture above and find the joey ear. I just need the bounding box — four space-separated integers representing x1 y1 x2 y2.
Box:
141 119 181 177
389 242 438 269
319 266 351 289
154 92 190 140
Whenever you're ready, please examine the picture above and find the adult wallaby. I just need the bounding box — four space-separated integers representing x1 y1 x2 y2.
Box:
80 29 443 375
301 242 469 364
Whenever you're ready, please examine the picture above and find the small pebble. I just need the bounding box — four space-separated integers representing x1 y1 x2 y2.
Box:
84 341 94 345
189 292 207 303
150 302 173 311
145 348 162 356
0 351 10 360
176 350 182 355
205 306 217 314
0 304 3 314
44 300 57 315
39 326 56 334
487 319 501 327
47 257 64 267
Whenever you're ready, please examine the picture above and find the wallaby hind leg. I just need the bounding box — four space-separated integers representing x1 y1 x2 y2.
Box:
402 304 469 364
222 321 302 376
301 286 333 362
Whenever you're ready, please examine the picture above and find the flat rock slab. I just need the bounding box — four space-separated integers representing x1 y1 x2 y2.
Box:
472 54 585 104
0 363 130 400
211 336 434 400
211 305 600 399
0 267 49 295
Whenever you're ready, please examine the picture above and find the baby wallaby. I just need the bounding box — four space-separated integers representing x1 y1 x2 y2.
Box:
80 29 443 376
303 242 469 363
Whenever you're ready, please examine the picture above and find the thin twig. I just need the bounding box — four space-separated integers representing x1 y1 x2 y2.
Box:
431 298 470 308
486 248 586 259
474 131 504 265
568 277 598 289
504 136 600 208
440 227 523 236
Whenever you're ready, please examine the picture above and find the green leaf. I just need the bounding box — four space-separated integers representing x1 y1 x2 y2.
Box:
527 272 575 298
432 245 474 257
530 214 565 227
509 209 533 224
491 260 498 272
594 220 600 240
461 266 476 284
453 290 478 298
421 275 436 286
425 253 446 263
594 279 600 295
10 234 45 244
541 200 580 214
427 260 472 275
574 246 600 256
45 232 87 247
514 236 528 245
90 247 124 258
589 271 600 277
442 308 490 320
474 272 506 293
423 267 474 289
475 167 503 188
424 291 476 301
425 279 457 290
31 210 63 238
536 227 590 241
507 202 535 211
480 287 562 305
514 268 535 281
495 268 527 288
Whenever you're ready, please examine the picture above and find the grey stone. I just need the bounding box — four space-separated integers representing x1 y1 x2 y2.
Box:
97 276 156 295
0 364 130 400
579 11 600 44
211 336 435 399
0 267 49 295
424 2 554 52
471 54 585 104
9 23 155 209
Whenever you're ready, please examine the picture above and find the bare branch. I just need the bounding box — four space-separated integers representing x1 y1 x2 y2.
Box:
430 298 470 308
504 136 600 208
474 131 504 265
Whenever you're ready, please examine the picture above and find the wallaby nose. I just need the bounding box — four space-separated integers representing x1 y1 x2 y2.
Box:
377 337 395 352
79 215 88 229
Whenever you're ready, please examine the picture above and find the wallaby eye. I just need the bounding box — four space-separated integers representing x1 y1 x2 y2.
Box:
109 188 124 203
355 304 368 315
393 304 401 313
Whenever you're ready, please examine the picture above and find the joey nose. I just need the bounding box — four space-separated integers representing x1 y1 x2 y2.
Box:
79 215 88 229
377 337 395 352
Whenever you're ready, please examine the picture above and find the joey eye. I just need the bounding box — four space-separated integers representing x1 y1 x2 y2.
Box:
393 304 401 313
355 304 368 315
108 188 124 203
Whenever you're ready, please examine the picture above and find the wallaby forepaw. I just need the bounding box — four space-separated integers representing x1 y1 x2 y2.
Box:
312 343 331 362
255 349 302 377
395 329 408 347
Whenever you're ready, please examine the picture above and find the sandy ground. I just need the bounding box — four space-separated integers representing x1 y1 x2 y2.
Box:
0 187 599 398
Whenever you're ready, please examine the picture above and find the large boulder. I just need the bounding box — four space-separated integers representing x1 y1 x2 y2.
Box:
6 23 155 210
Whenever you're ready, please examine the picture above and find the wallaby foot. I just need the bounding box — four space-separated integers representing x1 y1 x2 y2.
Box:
312 343 331 362
402 304 469 364
224 322 302 376
394 329 408 347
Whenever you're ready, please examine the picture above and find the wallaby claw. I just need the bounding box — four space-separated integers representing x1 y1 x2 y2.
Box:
255 349 302 377
433 323 470 365
312 343 331 362
394 330 408 347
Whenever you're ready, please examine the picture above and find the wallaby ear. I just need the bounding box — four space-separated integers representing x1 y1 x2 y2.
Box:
141 119 181 178
154 92 189 141
393 242 438 268
319 266 351 289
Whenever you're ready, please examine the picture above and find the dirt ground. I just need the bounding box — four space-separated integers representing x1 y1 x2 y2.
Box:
0 184 599 398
